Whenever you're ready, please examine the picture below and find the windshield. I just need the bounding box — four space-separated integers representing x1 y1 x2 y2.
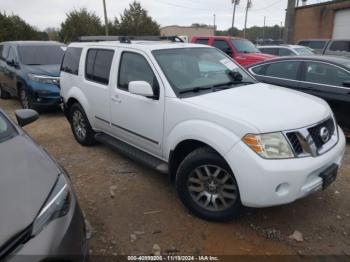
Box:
232 39 260 53
152 47 255 95
295 47 315 55
18 45 65 65
0 112 16 143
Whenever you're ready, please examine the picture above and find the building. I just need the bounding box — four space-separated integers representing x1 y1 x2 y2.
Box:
160 25 215 42
292 0 350 43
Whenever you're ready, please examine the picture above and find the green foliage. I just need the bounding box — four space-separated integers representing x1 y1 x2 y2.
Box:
116 1 160 36
0 12 48 42
59 8 104 43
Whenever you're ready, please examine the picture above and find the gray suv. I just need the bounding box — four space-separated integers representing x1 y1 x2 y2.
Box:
0 108 88 261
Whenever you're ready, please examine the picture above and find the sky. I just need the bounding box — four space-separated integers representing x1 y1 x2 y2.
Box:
0 0 327 31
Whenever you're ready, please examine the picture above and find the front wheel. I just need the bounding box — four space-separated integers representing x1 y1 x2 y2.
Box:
176 147 242 222
69 103 96 146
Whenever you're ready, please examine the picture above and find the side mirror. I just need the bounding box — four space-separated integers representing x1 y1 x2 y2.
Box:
129 81 154 98
343 81 350 88
15 109 39 127
6 59 19 68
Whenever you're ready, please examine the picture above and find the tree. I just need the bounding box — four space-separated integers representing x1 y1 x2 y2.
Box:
59 8 104 43
0 12 48 42
117 1 160 36
45 27 60 41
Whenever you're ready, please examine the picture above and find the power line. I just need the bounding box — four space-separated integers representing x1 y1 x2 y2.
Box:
250 0 283 11
153 0 212 11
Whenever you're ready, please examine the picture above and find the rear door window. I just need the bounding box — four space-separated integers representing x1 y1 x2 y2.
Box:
85 49 114 85
308 41 327 50
259 48 278 55
195 38 209 45
264 61 301 80
61 47 82 75
278 48 295 56
213 40 231 53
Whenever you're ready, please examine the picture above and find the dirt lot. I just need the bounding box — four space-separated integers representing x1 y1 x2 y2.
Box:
1 98 350 257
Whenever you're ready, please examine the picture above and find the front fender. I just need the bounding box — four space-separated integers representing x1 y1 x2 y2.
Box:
165 120 241 160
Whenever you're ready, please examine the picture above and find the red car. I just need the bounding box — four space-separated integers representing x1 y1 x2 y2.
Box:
191 36 275 67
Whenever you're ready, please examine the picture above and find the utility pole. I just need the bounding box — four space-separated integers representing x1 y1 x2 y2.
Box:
231 0 240 36
102 0 109 36
213 14 216 35
262 16 266 40
283 0 296 44
243 0 252 39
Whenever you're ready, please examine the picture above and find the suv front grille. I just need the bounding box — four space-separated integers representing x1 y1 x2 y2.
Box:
285 117 338 157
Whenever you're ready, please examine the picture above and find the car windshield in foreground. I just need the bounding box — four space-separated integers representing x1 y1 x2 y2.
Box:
295 47 315 55
232 39 260 53
18 45 65 65
0 113 16 143
152 47 256 96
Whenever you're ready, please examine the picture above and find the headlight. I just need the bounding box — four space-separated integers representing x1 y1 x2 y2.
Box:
243 132 294 159
28 73 60 85
31 174 71 236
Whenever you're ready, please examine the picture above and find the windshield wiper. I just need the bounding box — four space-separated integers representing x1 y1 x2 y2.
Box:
213 81 256 89
25 63 43 65
178 86 213 94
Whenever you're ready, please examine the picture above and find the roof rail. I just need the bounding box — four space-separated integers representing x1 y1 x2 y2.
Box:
77 35 184 43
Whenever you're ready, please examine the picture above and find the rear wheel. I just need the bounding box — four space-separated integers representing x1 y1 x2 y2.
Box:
0 86 10 99
69 103 96 146
176 147 242 222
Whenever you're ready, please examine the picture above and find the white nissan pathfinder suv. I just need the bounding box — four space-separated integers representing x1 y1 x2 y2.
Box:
60 37 346 221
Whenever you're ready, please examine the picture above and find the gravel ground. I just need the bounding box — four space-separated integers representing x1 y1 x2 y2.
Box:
1 98 350 257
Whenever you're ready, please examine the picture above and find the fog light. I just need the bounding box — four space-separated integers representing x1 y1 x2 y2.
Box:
37 98 42 102
275 183 290 196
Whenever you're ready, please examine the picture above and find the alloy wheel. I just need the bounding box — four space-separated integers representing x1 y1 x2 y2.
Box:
72 110 87 140
187 165 238 212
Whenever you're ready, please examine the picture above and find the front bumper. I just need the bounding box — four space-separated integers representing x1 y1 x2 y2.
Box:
226 126 346 208
8 197 88 262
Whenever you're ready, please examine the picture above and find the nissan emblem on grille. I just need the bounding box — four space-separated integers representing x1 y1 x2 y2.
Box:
320 127 330 143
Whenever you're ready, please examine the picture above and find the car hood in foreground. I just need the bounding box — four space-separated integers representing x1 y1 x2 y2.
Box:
23 64 61 77
183 83 331 133
0 135 58 248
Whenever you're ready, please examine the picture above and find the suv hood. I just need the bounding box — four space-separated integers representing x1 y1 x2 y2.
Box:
0 135 58 248
183 83 331 133
24 64 60 77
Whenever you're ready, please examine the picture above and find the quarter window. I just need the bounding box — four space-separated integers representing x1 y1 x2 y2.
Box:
118 52 158 93
85 49 114 85
304 62 350 87
61 47 82 75
264 61 301 80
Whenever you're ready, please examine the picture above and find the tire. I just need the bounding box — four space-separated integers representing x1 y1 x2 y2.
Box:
176 147 242 222
19 88 33 109
69 103 96 146
0 86 10 99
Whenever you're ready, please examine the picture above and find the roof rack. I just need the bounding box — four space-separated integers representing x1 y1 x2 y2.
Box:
77 35 184 43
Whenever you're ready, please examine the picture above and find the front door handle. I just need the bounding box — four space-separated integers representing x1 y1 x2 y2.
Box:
111 95 122 103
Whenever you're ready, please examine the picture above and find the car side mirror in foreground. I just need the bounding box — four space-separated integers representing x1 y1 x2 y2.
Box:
343 81 350 88
129 81 154 98
15 109 39 127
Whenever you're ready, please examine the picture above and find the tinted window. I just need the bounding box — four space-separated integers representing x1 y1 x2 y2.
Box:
0 113 16 143
298 41 309 47
61 47 82 75
195 39 209 45
264 61 301 80
232 39 260 53
329 41 350 52
251 65 267 75
308 41 326 49
213 40 231 52
118 52 158 92
0 45 3 60
18 45 65 65
259 48 278 56
278 48 295 56
304 62 350 87
85 49 114 85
